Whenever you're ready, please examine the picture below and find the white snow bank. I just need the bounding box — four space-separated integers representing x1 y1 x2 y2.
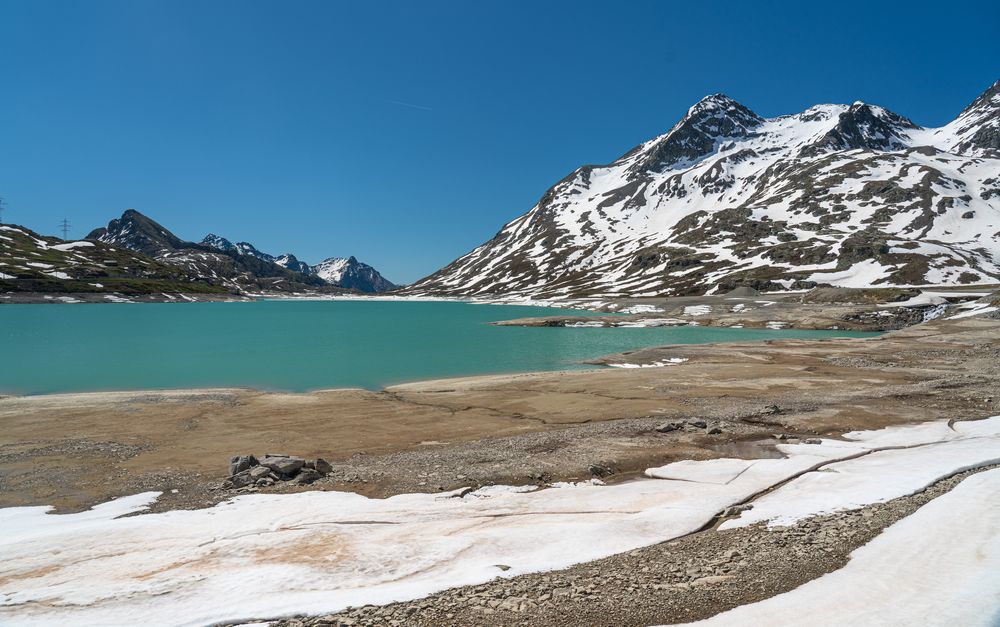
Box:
718 417 1000 528
607 358 687 368
2 417 999 626
947 303 998 319
51 241 94 251
619 304 664 314
674 467 1000 627
877 292 947 308
683 305 712 316
614 317 688 327
0 476 776 626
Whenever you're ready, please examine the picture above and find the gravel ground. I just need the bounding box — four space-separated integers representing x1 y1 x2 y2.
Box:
268 464 997 627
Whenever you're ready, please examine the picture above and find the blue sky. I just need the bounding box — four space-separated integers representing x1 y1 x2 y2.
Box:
1 0 998 283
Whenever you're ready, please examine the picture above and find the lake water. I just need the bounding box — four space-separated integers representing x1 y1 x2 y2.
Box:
0 300 874 395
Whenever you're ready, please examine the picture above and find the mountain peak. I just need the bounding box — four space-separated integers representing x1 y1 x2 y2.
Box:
313 256 397 292
959 78 1000 116
683 93 761 125
86 208 185 256
632 92 762 173
798 101 916 157
201 233 235 252
688 93 742 112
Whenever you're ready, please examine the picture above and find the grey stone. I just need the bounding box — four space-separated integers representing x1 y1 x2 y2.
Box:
656 422 680 433
708 427 723 434
260 455 306 475
690 420 708 429
250 465 271 479
296 468 322 485
229 454 259 476
230 469 254 488
314 460 336 474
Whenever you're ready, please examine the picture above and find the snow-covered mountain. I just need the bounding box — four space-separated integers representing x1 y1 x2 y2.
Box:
409 80 1000 298
200 234 275 262
199 234 397 293
311 256 397 292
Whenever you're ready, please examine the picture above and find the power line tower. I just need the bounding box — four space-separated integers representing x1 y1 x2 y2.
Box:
59 218 71 240
0 197 6 225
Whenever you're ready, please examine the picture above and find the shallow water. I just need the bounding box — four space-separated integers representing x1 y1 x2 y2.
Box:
0 300 874 395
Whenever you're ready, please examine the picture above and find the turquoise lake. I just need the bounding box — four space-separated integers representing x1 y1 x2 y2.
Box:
0 300 875 395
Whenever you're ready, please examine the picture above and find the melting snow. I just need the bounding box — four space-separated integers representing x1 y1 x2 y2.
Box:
1 417 999 625
683 305 712 316
619 304 665 314
675 468 1000 627
607 358 688 368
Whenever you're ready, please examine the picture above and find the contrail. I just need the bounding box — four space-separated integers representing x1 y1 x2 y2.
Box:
380 98 434 111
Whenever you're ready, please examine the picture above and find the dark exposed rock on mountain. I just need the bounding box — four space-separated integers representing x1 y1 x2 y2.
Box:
273 253 314 276
0 223 227 295
408 80 1000 298
87 210 327 293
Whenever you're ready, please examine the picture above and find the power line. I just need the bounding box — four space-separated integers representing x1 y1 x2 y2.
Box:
59 218 70 240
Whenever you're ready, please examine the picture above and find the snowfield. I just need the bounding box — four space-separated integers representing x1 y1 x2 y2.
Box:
676 467 1000 627
1 417 999 626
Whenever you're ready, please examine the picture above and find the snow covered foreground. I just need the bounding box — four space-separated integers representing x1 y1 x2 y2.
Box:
1 417 999 627
675 467 1000 627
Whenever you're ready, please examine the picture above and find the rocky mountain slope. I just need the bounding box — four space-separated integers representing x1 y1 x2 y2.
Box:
309 256 397 292
199 234 397 293
409 80 1000 298
0 223 227 296
88 210 328 293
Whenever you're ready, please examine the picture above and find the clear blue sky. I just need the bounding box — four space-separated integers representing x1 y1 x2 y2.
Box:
2 0 998 283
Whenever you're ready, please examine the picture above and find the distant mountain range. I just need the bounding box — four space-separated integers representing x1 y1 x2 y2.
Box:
408 79 1000 298
199 233 397 292
0 222 229 297
85 209 397 293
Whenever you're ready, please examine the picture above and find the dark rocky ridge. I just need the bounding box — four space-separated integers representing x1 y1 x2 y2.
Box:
88 210 328 293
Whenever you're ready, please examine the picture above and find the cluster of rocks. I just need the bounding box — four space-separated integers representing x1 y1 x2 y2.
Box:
223 454 333 489
655 418 723 435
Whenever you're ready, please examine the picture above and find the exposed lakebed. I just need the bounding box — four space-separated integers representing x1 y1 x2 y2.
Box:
0 300 874 395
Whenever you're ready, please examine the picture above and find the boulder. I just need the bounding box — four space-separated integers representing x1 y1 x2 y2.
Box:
295 468 322 485
249 465 271 480
314 458 334 474
656 422 680 433
259 455 305 475
229 454 259 476
229 469 254 488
